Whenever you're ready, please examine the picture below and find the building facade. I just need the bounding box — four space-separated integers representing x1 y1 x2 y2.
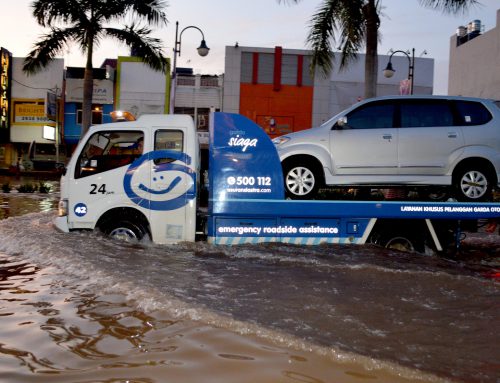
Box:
448 9 500 99
114 56 171 118
64 66 115 146
223 45 434 134
173 68 223 132
4 57 64 170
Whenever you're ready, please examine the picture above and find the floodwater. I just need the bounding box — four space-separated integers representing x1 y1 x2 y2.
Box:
0 183 499 383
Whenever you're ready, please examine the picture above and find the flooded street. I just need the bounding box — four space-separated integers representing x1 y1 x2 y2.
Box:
0 182 499 382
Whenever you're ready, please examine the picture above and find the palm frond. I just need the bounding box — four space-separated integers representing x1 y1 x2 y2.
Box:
418 0 480 14
122 0 169 26
31 0 84 27
307 0 366 76
105 25 169 73
23 27 74 73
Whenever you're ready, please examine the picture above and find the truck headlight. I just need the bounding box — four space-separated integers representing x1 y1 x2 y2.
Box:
272 136 290 146
58 199 68 217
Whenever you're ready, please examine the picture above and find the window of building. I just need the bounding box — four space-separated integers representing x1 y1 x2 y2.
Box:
200 76 219 87
77 105 103 125
177 76 196 86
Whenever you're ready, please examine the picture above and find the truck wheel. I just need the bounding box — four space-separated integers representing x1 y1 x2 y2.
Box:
384 236 416 252
375 228 425 253
284 162 321 199
453 166 492 201
104 221 147 242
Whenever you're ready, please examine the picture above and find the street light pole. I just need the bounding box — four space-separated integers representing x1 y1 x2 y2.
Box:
169 21 209 114
383 48 415 95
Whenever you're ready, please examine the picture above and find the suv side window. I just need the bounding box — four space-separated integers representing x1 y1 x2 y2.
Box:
346 102 394 129
454 100 492 125
400 100 454 128
76 131 143 179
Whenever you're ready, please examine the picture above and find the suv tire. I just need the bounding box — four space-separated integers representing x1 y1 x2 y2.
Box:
453 165 493 202
283 160 322 199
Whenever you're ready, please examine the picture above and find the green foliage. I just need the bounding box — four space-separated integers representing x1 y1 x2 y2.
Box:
38 181 52 194
17 183 38 193
1 183 11 193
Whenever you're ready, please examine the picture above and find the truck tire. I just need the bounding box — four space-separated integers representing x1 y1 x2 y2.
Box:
283 161 322 199
104 220 148 242
453 165 492 202
370 220 426 253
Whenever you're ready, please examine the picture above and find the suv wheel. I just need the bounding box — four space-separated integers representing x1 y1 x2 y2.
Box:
454 166 492 202
283 161 321 199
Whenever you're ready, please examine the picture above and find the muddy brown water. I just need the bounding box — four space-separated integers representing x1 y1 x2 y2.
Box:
0 182 499 382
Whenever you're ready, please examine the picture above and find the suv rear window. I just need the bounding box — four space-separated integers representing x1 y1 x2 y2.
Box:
454 100 492 125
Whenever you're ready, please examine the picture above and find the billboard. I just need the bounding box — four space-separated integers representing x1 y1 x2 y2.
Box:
1 48 12 141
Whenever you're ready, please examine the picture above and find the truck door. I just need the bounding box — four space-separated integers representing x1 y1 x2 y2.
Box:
69 130 149 230
145 128 197 243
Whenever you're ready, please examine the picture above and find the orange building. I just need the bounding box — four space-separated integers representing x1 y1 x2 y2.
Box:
226 46 314 138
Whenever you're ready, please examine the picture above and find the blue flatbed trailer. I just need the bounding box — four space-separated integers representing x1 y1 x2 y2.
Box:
204 113 500 253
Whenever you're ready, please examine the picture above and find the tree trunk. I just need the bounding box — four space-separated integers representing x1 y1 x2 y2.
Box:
81 37 94 137
363 0 379 99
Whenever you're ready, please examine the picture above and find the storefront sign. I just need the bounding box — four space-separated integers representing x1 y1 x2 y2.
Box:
0 48 11 130
13 99 52 125
65 78 114 104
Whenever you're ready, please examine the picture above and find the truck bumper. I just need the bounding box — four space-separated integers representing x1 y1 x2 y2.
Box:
54 216 70 233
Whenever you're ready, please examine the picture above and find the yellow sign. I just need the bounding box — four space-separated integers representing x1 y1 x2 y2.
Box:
12 99 52 125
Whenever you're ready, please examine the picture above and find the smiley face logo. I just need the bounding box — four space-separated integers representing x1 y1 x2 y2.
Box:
124 150 196 211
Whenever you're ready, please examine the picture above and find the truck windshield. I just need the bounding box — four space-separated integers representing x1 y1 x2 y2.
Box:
76 130 144 179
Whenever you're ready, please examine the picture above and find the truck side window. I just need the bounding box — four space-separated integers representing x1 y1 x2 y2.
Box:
154 130 184 163
76 131 144 178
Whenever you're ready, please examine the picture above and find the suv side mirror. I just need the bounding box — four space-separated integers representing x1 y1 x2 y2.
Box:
333 116 348 130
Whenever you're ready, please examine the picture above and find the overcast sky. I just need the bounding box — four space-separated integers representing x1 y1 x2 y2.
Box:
2 0 498 94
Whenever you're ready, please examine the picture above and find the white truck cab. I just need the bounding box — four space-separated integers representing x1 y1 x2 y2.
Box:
55 114 199 244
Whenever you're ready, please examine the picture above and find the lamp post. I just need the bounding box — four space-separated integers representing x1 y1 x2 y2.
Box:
383 48 415 95
169 21 209 113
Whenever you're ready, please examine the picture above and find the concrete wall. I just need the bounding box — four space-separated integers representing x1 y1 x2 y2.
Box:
448 9 500 98
115 57 170 118
224 46 434 129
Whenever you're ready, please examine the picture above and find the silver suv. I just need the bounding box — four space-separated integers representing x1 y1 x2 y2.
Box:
272 96 500 201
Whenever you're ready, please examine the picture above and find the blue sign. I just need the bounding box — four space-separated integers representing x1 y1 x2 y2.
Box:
209 112 285 206
74 203 88 217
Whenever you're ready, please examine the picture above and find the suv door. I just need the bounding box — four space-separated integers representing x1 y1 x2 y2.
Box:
330 100 398 175
397 99 464 176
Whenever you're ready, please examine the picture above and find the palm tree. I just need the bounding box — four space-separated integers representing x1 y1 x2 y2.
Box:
279 0 478 99
23 0 169 135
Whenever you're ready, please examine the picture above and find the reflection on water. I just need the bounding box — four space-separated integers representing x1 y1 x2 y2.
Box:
0 188 499 382
1 254 417 383
0 175 59 219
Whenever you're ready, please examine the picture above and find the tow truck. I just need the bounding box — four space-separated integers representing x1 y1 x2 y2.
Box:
54 112 500 254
